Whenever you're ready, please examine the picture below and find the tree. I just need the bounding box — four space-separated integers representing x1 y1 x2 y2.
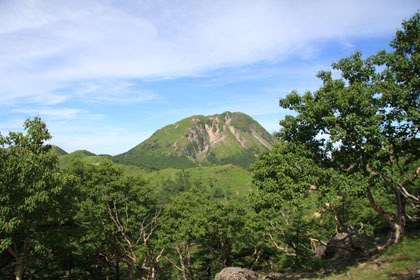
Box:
251 142 361 268
203 199 265 272
277 12 420 244
0 117 77 280
66 159 164 280
162 189 209 280
102 175 164 280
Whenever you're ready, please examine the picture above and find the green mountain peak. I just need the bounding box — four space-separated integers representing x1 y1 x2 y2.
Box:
116 112 275 169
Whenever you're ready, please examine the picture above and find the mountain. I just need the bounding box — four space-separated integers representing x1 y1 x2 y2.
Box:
116 112 275 169
51 145 67 156
59 149 97 166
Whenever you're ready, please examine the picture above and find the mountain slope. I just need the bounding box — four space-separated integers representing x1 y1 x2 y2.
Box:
116 112 275 169
148 164 253 200
51 145 68 156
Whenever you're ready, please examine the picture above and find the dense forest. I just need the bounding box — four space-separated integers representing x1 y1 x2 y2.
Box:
1 12 419 280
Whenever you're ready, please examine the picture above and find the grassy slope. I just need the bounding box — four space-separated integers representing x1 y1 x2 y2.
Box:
51 145 68 156
115 116 198 169
147 164 252 198
58 151 253 198
318 234 420 280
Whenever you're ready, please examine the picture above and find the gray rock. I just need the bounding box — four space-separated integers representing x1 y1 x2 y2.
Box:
215 267 258 280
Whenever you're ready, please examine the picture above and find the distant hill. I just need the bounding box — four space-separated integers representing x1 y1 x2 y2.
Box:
51 145 67 156
116 112 275 169
59 150 97 166
57 150 147 174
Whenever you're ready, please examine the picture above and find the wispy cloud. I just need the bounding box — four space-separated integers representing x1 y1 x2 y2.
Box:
12 108 88 120
11 107 105 123
0 118 27 131
69 80 159 104
0 0 417 105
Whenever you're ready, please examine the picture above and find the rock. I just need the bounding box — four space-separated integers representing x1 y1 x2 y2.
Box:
315 244 327 258
324 233 354 259
215 267 258 280
323 232 375 259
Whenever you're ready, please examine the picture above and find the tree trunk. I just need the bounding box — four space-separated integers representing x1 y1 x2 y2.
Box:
394 224 403 243
116 261 120 280
15 255 24 280
186 243 194 280
394 189 406 243
128 263 133 280
366 187 406 245
63 259 72 279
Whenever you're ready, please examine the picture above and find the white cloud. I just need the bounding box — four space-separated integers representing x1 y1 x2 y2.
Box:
69 80 159 104
12 108 88 120
11 107 105 123
0 118 27 131
0 0 417 105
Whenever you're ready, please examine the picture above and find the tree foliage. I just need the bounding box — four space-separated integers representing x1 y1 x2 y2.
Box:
274 12 420 244
0 117 77 280
65 159 164 280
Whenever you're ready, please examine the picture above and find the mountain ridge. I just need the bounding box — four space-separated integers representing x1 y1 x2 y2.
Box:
116 112 275 169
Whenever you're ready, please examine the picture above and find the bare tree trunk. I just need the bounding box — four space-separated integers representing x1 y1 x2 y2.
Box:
366 187 394 226
165 242 187 280
149 248 164 280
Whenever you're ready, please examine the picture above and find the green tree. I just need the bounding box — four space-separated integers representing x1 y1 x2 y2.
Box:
65 159 125 279
277 12 420 244
66 159 164 280
162 188 268 279
0 117 77 280
251 142 360 268
203 199 266 272
162 189 208 280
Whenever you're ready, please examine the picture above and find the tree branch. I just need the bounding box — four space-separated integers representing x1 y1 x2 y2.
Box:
366 187 395 226
267 231 296 256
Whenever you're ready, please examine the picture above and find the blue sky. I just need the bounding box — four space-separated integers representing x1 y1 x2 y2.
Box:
0 0 418 155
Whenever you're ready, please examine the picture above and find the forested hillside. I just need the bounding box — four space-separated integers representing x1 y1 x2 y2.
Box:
1 12 419 280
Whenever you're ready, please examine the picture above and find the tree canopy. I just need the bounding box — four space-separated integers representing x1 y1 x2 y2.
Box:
273 12 420 244
0 117 77 280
